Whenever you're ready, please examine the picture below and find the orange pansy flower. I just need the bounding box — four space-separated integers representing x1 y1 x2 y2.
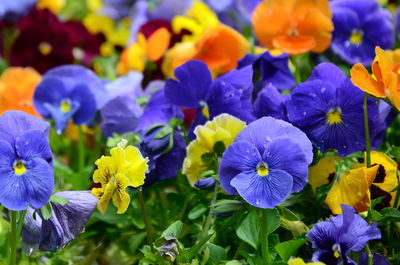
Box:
117 27 171 75
162 24 250 77
0 67 41 117
350 46 400 111
251 0 333 55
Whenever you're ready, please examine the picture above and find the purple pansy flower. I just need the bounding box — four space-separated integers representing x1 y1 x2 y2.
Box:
33 65 108 133
253 83 289 121
218 117 312 208
286 63 380 156
165 60 254 138
307 204 381 265
0 111 53 211
22 191 98 254
238 51 295 93
330 0 394 66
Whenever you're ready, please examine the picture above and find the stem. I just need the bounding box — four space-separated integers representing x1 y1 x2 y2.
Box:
293 56 301 84
16 210 26 239
78 126 86 186
201 182 219 239
363 93 371 168
365 243 373 265
9 211 17 265
138 187 155 254
261 209 269 265
233 240 245 259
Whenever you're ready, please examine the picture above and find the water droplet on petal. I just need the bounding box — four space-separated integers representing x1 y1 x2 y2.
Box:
321 87 326 93
303 112 307 116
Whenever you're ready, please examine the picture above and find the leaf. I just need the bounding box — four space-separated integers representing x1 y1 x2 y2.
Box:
187 233 214 261
74 244 103 265
277 206 298 221
50 195 69 205
236 209 260 249
162 221 183 240
154 126 172 139
275 237 308 261
266 208 281 234
205 243 226 265
188 204 207 220
128 232 147 253
40 203 53 220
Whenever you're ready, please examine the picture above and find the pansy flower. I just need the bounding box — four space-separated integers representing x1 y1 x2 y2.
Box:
350 46 400 111
0 0 35 21
238 50 296 92
251 0 334 55
21 191 98 254
33 65 108 133
330 0 394 66
0 111 53 211
0 67 41 117
165 60 254 138
183 114 246 185
253 83 289 121
219 117 313 208
307 204 381 265
92 140 148 214
287 63 379 156
10 9 102 73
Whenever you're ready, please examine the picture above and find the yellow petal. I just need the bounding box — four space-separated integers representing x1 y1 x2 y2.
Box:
124 146 149 187
93 156 115 185
308 156 342 192
112 173 131 214
97 182 116 215
288 257 325 265
146 28 171 62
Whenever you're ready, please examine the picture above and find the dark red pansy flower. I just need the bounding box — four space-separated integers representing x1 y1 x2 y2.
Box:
10 8 101 73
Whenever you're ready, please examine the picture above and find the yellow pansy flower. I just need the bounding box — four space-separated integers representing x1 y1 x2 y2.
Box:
37 0 65 14
183 114 246 185
92 140 149 214
288 258 325 265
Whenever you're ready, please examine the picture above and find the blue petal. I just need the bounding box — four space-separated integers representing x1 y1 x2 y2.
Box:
308 63 347 88
219 141 261 195
258 51 295 90
235 117 313 165
104 71 144 102
215 65 253 91
307 220 339 250
21 207 42 255
33 78 68 119
164 60 212 108
312 250 341 265
194 177 217 190
15 130 53 165
230 168 293 208
0 111 50 148
263 137 308 193
69 84 97 126
253 83 288 120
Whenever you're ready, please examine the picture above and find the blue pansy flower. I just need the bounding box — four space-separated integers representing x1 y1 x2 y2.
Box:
330 0 394 66
139 125 186 185
219 117 313 208
0 0 35 22
165 60 254 138
238 50 295 94
0 111 53 211
253 83 289 121
22 191 98 254
307 204 381 265
33 65 108 133
286 63 379 156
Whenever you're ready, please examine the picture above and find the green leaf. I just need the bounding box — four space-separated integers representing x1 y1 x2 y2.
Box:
275 237 308 261
161 221 183 240
266 208 281 234
199 170 216 178
137 96 150 106
188 204 207 220
277 206 299 221
169 118 183 128
154 126 172 139
187 233 214 261
213 141 226 154
50 195 69 205
128 232 147 253
40 203 53 220
205 243 226 265
236 209 260 249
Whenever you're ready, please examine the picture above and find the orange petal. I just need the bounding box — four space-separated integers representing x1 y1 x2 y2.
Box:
350 63 386 97
272 35 315 55
146 27 171 62
371 61 383 83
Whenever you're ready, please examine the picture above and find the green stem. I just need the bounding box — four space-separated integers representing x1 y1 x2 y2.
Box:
363 93 371 168
365 243 373 265
9 211 17 265
16 210 26 239
261 209 269 265
201 182 219 239
78 126 85 185
293 56 301 84
138 187 155 254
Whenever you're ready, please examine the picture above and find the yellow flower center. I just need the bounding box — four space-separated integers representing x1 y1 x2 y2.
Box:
13 160 26 175
326 108 342 125
333 250 340 259
349 30 363 45
332 243 340 259
257 162 269 176
202 105 210 119
38 42 52 56
60 99 71 113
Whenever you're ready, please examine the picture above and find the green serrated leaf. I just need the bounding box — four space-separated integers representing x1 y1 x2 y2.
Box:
50 195 69 205
275 237 308 261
